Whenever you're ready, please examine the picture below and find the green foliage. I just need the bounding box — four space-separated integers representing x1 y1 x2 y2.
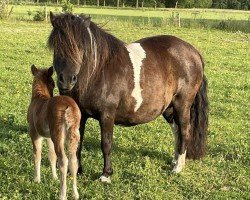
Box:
0 13 250 199
0 0 8 19
212 0 250 10
175 0 213 8
33 8 45 21
61 0 73 13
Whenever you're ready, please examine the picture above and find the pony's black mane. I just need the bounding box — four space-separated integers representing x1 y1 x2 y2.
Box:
48 13 125 94
48 13 124 65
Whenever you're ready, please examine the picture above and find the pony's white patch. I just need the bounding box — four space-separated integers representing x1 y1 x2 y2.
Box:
99 175 111 184
126 43 146 112
87 27 97 77
172 150 186 173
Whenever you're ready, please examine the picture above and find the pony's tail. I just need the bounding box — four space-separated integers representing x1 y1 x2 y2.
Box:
187 73 208 159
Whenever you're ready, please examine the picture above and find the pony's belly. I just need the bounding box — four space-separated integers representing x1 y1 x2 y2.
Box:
115 106 163 126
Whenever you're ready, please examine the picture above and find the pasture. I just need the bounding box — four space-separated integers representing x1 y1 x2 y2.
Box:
0 6 250 200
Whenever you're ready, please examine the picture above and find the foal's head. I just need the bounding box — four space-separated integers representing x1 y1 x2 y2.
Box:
31 65 55 99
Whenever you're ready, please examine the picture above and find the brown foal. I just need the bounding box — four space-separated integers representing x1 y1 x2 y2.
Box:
27 65 81 200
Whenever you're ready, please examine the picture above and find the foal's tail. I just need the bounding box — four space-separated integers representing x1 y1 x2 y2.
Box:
187 73 208 159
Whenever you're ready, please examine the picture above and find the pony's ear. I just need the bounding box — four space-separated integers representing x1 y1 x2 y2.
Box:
50 12 58 28
31 64 38 76
48 66 54 77
83 17 91 28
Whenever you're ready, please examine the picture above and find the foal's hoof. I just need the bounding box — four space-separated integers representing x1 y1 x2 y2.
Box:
99 175 111 184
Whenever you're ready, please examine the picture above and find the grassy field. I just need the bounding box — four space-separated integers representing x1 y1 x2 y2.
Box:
9 5 250 20
0 7 250 200
5 4 250 33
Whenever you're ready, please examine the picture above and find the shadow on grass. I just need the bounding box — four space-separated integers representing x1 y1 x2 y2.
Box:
0 116 28 140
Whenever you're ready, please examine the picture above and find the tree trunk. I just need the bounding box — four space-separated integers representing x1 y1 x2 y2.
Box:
136 0 138 8
117 0 119 8
77 0 79 7
175 1 178 8
97 0 99 7
104 0 105 7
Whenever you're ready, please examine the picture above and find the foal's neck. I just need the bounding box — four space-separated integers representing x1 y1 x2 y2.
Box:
32 81 51 100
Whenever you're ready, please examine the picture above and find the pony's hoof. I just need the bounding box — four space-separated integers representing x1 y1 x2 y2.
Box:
172 163 184 173
77 166 83 175
172 167 182 173
171 158 177 166
99 175 111 183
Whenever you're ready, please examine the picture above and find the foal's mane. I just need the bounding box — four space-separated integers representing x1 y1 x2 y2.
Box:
48 13 125 94
32 68 53 99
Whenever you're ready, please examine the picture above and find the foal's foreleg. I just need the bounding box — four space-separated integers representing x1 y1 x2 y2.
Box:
47 138 58 180
99 112 115 183
68 127 80 199
31 136 43 183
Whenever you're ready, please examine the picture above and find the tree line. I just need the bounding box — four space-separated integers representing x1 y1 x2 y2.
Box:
31 0 249 10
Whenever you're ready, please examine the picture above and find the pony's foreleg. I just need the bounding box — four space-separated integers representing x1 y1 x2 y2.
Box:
99 112 115 183
76 118 87 174
170 121 180 166
172 105 191 173
31 136 43 183
68 127 80 199
46 138 58 180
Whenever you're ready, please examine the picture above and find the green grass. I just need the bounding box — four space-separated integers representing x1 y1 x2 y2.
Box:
5 4 250 33
0 12 250 199
9 5 250 20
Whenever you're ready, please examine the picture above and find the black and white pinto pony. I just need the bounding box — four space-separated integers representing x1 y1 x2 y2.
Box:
48 12 208 183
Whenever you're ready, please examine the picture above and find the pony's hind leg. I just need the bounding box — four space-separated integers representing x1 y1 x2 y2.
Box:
171 99 193 173
31 135 43 183
163 107 180 166
47 138 58 180
67 127 80 199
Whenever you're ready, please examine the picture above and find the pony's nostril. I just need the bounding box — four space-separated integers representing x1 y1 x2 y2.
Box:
59 74 64 83
72 75 77 84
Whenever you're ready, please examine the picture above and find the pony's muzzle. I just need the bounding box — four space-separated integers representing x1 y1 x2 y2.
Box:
57 73 77 93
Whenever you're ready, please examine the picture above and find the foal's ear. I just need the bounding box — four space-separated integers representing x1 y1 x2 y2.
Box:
48 66 54 77
31 64 38 76
83 16 91 28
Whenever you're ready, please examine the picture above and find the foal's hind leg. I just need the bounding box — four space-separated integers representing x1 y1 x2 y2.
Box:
47 138 58 180
52 129 68 200
67 127 80 199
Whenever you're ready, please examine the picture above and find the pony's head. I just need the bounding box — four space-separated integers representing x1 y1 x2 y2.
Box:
31 65 55 98
48 12 92 94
